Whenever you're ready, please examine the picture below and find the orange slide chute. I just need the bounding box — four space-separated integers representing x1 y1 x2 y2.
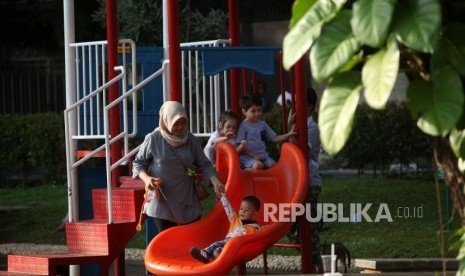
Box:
144 142 308 275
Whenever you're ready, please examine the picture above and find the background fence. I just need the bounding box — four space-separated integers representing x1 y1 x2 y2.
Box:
0 56 65 114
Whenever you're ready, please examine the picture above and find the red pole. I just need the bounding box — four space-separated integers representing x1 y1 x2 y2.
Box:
106 1 125 274
242 69 248 95
228 0 240 114
294 58 312 273
168 0 182 102
106 0 121 189
251 71 257 95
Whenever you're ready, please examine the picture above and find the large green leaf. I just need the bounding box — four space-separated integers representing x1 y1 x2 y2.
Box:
351 0 395 48
319 72 362 155
442 23 465 77
431 23 465 79
456 99 465 130
407 67 464 136
406 79 431 119
283 0 346 70
362 36 399 109
430 40 451 79
392 0 441 53
310 10 362 82
289 0 318 29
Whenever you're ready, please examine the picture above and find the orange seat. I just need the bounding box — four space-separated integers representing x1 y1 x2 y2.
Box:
144 142 308 275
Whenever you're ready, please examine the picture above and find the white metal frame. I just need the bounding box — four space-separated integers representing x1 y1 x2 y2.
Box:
64 39 138 223
180 39 231 137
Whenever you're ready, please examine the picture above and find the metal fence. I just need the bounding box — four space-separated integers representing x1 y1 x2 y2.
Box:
0 56 65 114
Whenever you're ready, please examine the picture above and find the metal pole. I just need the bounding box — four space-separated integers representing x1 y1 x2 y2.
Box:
228 0 240 114
162 0 169 101
63 0 79 275
294 58 313 273
105 1 125 274
167 0 181 102
106 0 122 189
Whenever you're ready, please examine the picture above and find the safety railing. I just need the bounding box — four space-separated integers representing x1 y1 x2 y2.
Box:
69 39 137 140
103 60 168 224
64 39 137 223
180 39 231 137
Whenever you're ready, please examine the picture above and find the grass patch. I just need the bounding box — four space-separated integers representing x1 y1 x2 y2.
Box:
318 176 460 259
0 175 461 259
0 184 67 244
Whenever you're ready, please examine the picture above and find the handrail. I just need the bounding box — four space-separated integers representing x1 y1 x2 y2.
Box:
180 39 230 47
64 39 136 224
103 60 169 223
64 67 125 126
64 66 125 223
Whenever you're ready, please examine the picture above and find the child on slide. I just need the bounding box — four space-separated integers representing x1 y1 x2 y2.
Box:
190 194 261 263
204 110 246 165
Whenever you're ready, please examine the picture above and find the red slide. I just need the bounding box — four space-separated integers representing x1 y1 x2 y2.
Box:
144 142 309 275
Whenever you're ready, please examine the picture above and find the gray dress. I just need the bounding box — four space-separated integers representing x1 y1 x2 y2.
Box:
132 130 218 224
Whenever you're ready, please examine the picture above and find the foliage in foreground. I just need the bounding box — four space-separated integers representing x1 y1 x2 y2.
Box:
282 0 465 271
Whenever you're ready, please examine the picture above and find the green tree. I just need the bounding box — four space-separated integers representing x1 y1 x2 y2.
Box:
91 0 228 46
282 0 465 270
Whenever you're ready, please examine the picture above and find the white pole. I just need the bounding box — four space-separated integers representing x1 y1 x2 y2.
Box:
63 0 79 275
331 243 335 273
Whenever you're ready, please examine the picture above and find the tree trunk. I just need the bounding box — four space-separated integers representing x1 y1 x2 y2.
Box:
433 137 465 225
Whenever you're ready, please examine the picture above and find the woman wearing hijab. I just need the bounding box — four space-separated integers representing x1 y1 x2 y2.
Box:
133 101 225 232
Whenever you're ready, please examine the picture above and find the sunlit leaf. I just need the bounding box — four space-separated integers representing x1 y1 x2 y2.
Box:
310 10 362 82
362 35 399 109
459 158 465 174
351 0 395 48
450 129 465 158
283 0 346 70
289 0 318 29
392 0 441 53
339 51 364 72
319 72 362 155
450 227 465 252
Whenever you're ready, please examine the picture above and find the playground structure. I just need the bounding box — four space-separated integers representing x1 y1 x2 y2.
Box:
5 0 313 275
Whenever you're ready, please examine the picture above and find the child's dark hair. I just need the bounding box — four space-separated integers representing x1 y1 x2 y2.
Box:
239 94 262 111
242 195 261 212
307 88 317 108
218 110 240 130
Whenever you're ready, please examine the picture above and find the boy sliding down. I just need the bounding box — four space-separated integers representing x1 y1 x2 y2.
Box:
190 194 261 263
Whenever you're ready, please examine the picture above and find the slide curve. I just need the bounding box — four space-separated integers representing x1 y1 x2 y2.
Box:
144 142 308 275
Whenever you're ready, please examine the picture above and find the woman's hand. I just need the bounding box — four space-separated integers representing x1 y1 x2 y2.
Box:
139 171 162 190
209 176 225 197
